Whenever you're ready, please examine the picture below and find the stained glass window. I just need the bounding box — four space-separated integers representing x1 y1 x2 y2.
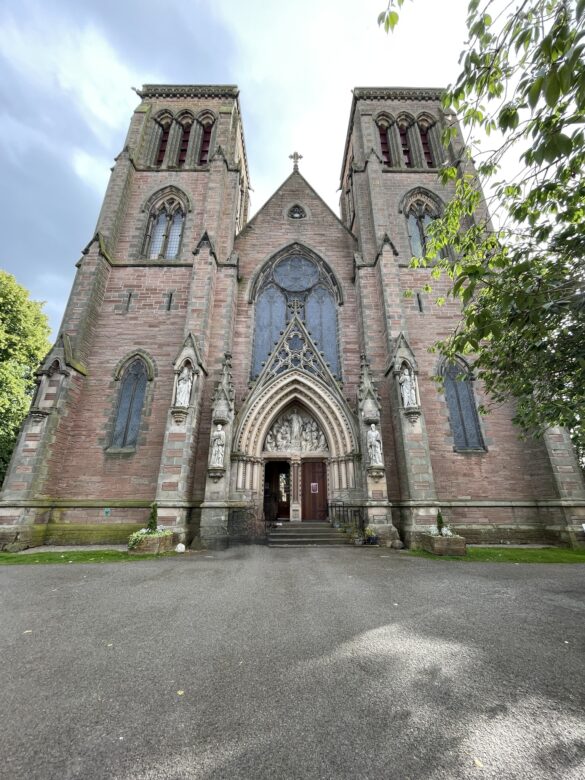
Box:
166 212 184 259
406 201 435 258
443 361 485 451
144 200 185 260
112 359 148 448
149 213 167 259
252 253 340 379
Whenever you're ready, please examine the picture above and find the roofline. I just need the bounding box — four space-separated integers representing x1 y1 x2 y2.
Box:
139 84 239 99
339 86 445 186
238 170 357 244
137 84 250 185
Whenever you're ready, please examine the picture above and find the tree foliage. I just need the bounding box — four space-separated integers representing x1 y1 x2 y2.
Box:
0 271 51 484
380 0 585 461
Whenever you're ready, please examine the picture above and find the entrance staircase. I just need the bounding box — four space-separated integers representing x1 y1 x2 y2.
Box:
268 521 348 547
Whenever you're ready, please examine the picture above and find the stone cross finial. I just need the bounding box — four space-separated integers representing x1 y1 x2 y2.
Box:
289 151 303 172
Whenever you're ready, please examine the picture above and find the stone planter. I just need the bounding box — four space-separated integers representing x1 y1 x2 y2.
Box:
420 533 466 556
129 533 174 554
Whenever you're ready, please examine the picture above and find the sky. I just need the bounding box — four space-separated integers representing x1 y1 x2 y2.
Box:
0 0 469 336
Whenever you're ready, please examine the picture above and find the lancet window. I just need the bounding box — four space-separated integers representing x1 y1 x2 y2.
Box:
251 252 341 379
112 359 148 449
143 197 185 260
441 359 485 451
198 119 214 165
403 192 442 259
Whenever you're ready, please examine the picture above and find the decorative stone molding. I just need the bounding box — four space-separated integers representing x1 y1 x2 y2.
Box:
234 369 358 461
354 87 443 102
367 465 385 481
139 85 239 99
170 407 189 425
212 353 235 424
358 354 381 424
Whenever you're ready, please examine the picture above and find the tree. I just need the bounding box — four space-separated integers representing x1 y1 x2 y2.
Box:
379 0 585 462
0 271 51 483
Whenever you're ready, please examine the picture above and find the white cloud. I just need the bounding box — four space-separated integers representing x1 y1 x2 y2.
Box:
71 148 111 196
211 0 469 213
0 3 161 149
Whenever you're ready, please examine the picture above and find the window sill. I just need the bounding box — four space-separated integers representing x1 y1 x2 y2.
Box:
453 447 488 454
105 446 136 456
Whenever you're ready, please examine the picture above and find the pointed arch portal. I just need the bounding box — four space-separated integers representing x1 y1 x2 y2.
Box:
233 370 359 520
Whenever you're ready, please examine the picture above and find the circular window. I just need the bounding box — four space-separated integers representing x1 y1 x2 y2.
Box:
273 255 319 292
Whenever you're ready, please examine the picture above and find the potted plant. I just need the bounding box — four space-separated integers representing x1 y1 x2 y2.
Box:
419 510 466 556
364 526 379 545
128 503 174 554
348 528 365 545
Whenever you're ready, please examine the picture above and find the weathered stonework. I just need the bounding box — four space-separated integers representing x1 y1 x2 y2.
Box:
1 84 584 550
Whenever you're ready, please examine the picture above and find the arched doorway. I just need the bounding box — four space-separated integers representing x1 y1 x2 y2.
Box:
232 370 359 521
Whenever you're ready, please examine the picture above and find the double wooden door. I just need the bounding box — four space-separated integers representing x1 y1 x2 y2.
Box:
301 461 327 521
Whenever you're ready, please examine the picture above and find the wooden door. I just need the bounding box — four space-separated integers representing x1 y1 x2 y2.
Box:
301 461 327 520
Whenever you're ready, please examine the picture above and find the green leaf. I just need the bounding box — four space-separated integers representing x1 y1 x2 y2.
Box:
528 76 543 109
544 73 560 107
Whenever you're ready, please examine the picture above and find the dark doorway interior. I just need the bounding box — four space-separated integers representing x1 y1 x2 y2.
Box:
301 461 328 521
264 461 290 522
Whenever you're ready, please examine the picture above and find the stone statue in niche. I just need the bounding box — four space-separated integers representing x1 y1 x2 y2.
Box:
367 424 383 466
175 364 194 407
398 365 417 408
264 410 328 452
210 424 226 467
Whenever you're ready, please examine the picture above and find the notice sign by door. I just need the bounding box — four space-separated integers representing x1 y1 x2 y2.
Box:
311 482 319 493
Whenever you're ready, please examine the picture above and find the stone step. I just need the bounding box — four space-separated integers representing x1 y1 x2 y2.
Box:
268 523 348 547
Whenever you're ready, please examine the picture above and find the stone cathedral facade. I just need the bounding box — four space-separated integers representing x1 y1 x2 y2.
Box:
1 84 584 550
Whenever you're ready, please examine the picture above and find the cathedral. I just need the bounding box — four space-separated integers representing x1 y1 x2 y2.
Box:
1 84 584 550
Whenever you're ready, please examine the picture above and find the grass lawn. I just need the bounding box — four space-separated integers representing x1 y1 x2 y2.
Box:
409 546 585 564
0 550 178 565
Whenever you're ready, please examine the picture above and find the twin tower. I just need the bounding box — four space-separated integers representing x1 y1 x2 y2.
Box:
1 84 583 550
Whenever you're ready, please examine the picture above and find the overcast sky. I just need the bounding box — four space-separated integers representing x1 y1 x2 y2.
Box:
0 0 469 336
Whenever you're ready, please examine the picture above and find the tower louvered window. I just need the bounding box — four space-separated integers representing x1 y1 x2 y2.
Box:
198 122 213 165
399 125 413 168
420 126 434 167
378 125 391 164
177 122 192 166
156 123 171 166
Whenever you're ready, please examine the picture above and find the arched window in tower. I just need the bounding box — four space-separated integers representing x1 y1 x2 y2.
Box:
251 252 341 379
143 197 185 260
441 359 485 451
177 119 193 167
419 125 434 167
378 122 392 164
112 359 148 448
198 120 214 165
405 196 439 258
155 118 171 167
398 122 413 168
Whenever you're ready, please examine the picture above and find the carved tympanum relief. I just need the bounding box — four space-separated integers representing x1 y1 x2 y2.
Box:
264 408 328 453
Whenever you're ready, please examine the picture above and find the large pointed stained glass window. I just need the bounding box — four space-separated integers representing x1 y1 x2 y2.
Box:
251 252 340 379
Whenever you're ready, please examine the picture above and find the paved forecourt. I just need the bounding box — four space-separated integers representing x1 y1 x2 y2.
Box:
1 547 584 779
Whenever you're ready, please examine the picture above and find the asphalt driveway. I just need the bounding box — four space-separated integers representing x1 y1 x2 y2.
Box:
1 547 584 780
